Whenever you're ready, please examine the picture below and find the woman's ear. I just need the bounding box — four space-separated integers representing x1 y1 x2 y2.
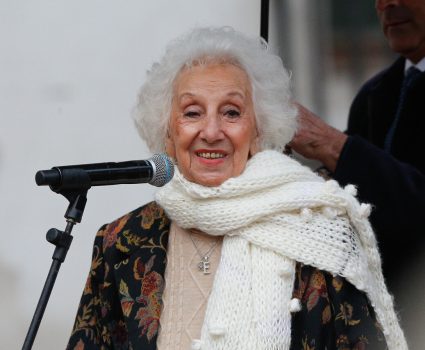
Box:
249 129 260 157
165 129 176 159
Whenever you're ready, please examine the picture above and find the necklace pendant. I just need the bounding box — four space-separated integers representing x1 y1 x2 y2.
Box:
198 256 211 275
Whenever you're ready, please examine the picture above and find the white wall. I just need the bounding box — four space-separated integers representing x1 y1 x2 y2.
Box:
0 1 260 348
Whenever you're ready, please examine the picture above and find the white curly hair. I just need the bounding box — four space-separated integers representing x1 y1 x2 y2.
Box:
133 26 297 153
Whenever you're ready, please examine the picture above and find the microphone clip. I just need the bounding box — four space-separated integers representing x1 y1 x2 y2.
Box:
46 228 73 263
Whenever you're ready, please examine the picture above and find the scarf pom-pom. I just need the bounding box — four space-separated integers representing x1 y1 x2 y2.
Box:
289 298 302 313
344 184 357 196
322 207 338 219
359 203 371 218
324 179 339 193
191 339 203 350
300 207 313 222
209 326 226 337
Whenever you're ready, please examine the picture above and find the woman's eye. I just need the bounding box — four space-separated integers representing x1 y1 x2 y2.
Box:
224 109 241 118
184 110 200 118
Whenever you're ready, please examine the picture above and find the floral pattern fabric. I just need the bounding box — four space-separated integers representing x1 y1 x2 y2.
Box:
67 201 385 350
290 264 385 349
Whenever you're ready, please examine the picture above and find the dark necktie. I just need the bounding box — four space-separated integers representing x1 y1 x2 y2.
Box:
384 66 421 152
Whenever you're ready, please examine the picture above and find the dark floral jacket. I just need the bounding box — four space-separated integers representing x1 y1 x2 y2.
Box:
67 201 386 350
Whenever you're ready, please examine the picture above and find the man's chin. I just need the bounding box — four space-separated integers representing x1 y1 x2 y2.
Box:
387 35 423 59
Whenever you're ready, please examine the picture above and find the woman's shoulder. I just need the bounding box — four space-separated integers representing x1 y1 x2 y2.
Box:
95 201 171 256
67 202 170 349
103 201 169 232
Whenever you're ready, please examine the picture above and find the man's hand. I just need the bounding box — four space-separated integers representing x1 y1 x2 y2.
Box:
289 103 348 172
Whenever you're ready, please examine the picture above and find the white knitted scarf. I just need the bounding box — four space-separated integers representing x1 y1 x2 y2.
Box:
155 150 407 350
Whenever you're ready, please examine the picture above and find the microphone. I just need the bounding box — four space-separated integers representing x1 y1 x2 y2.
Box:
35 153 174 192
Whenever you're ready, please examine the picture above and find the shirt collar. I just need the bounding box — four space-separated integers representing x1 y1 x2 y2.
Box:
405 56 425 73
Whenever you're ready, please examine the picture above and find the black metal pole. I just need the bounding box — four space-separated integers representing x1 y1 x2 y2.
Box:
261 0 270 41
22 189 88 350
22 221 76 350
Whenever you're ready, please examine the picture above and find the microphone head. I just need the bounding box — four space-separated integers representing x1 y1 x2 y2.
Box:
148 153 175 187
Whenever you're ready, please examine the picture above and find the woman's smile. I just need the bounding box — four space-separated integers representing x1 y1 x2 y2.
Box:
195 149 228 166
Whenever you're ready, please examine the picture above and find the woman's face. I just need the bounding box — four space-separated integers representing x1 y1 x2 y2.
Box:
166 63 259 187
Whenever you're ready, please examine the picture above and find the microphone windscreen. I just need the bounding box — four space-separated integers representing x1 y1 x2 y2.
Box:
149 154 174 187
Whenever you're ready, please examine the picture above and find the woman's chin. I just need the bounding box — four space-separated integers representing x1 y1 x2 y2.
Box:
197 177 227 187
187 173 231 187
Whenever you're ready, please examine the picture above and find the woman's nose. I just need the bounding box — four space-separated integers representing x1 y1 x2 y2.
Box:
199 114 224 143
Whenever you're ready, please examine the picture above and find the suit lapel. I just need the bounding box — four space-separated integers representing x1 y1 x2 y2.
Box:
368 57 405 147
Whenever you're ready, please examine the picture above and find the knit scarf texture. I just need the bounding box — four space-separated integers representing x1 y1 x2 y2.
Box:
155 150 407 350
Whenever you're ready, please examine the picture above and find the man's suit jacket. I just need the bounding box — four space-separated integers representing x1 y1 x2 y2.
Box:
333 57 425 286
66 202 384 349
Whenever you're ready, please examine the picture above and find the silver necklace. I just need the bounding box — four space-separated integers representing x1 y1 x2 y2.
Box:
189 230 219 275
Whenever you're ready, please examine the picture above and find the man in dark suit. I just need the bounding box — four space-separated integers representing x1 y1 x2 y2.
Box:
290 0 425 344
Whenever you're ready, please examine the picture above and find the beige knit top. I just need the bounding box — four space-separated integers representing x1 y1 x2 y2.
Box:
156 222 223 349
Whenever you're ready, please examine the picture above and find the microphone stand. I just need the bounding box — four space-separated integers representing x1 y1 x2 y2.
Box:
22 183 90 350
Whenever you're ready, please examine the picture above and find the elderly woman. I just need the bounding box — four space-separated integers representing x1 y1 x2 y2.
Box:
67 27 406 350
